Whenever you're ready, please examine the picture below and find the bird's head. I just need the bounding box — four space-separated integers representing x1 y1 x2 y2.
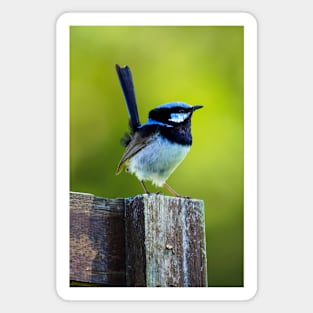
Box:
148 102 203 127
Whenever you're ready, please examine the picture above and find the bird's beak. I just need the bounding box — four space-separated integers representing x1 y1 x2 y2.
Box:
192 105 203 111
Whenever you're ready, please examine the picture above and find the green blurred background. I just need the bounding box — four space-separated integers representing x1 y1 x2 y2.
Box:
70 26 243 287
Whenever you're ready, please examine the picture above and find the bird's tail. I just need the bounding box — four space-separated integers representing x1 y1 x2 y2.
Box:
115 64 141 132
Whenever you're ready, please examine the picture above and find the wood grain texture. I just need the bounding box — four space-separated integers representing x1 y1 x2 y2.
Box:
125 194 207 287
70 192 126 286
70 192 207 287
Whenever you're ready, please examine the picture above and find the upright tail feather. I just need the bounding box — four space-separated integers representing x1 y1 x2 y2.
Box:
115 64 141 132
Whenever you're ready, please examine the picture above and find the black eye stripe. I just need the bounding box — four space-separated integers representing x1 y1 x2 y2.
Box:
149 106 192 124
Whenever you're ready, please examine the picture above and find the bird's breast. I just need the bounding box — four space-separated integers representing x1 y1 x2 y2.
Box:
127 134 190 187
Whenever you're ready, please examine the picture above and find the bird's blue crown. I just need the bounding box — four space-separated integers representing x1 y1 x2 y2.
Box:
154 102 192 110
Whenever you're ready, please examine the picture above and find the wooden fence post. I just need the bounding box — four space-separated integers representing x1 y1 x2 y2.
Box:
70 192 207 287
125 194 207 287
70 192 126 286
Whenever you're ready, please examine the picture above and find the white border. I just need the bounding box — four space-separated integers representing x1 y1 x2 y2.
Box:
56 12 257 301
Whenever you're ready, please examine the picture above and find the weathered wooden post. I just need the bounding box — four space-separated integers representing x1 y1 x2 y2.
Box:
70 192 126 286
70 192 207 287
125 194 207 287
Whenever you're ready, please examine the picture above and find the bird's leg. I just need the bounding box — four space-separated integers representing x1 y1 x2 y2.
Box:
163 182 181 197
140 180 150 194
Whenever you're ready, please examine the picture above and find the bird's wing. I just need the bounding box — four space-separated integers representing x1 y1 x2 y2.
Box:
116 131 154 175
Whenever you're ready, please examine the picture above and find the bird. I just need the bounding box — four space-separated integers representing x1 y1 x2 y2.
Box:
115 64 203 197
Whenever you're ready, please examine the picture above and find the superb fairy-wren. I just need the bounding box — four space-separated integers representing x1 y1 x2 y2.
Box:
115 64 203 196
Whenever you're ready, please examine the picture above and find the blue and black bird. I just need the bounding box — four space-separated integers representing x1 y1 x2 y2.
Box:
115 64 203 196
